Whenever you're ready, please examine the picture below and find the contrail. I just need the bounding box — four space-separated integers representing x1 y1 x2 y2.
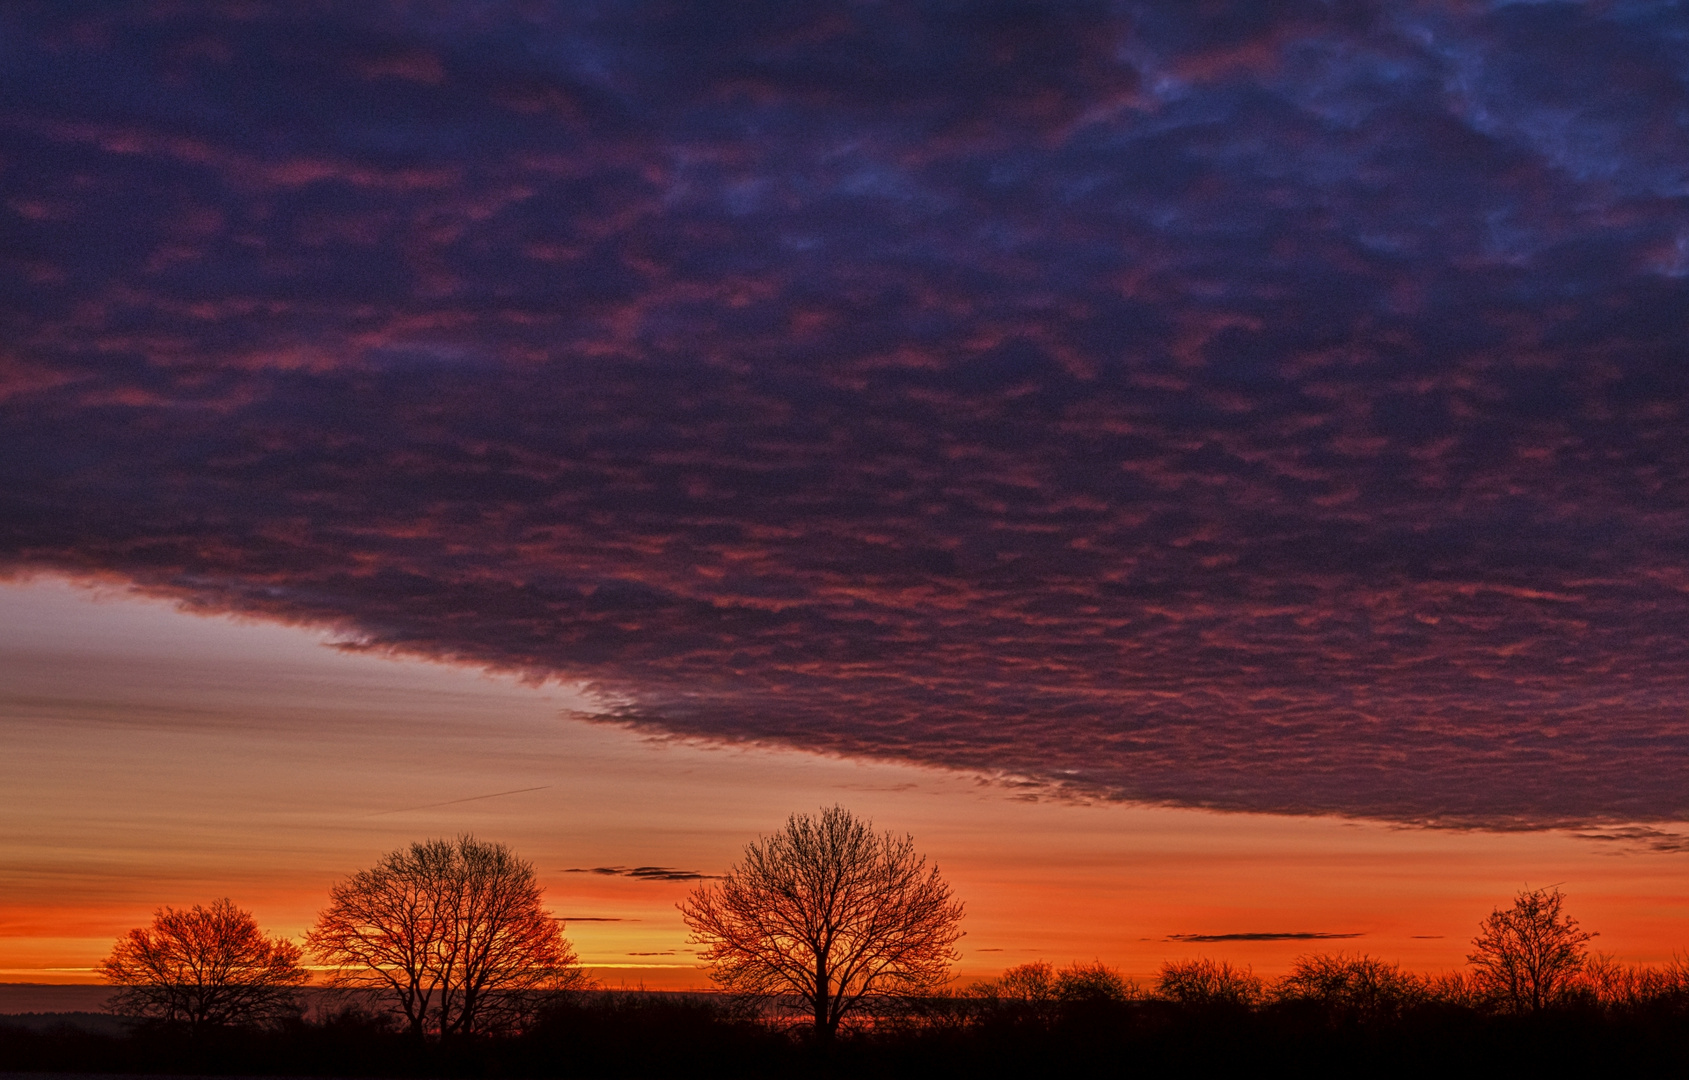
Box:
365 786 551 817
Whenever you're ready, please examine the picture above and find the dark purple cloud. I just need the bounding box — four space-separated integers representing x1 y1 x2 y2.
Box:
566 867 717 882
3 2 1689 827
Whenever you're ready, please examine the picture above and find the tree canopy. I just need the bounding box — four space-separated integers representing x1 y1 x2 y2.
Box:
307 835 583 1039
680 806 964 1039
98 898 306 1033
1468 885 1594 1013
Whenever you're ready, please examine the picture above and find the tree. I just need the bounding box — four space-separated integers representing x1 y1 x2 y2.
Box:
1580 951 1661 1011
974 961 1060 1025
307 835 583 1040
679 806 965 1040
993 961 1058 1006
97 898 307 1033
1054 960 1135 1003
1276 953 1424 1022
1155 958 1263 1007
1467 885 1594 1013
971 960 1133 1026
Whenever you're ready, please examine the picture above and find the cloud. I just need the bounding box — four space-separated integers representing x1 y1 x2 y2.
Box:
1167 933 1364 943
1570 826 1689 854
4 2 1689 828
565 867 718 882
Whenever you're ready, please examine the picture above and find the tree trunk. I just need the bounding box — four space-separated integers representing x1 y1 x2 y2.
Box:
814 958 832 1042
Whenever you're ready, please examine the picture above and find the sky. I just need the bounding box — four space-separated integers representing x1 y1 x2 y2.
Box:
3 0 1689 986
7 577 1689 989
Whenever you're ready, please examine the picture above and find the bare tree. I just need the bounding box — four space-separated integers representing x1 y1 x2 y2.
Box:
1054 960 1136 1003
1579 952 1663 1011
1155 958 1264 1007
970 960 1133 1026
307 835 584 1040
1275 953 1424 1022
1422 970 1479 1007
971 961 1060 1025
991 961 1058 1005
1574 952 1689 1012
98 898 307 1033
679 806 965 1040
1467 885 1594 1013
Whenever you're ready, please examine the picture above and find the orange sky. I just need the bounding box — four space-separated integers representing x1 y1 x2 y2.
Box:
4 576 1688 990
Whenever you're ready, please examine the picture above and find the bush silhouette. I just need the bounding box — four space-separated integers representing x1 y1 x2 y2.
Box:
1156 958 1264 1007
1275 953 1424 1023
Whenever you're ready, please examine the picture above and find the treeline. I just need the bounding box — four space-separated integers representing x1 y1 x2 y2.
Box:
967 949 1689 1018
13 809 1689 1074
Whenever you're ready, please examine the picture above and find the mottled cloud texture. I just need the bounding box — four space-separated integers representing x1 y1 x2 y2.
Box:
4 2 1688 827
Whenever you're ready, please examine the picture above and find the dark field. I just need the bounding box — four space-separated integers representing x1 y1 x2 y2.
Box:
7 992 1689 1078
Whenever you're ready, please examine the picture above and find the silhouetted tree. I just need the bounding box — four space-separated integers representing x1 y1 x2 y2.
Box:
1055 961 1135 1003
679 806 965 1041
1662 953 1689 1009
1276 953 1424 1022
308 835 583 1040
995 961 1059 1005
972 961 1060 1025
1467 886 1593 1013
1579 952 1661 1011
970 960 1133 1025
98 898 307 1034
1156 958 1263 1007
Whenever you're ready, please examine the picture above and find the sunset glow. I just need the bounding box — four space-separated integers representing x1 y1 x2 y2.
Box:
5 580 1687 990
